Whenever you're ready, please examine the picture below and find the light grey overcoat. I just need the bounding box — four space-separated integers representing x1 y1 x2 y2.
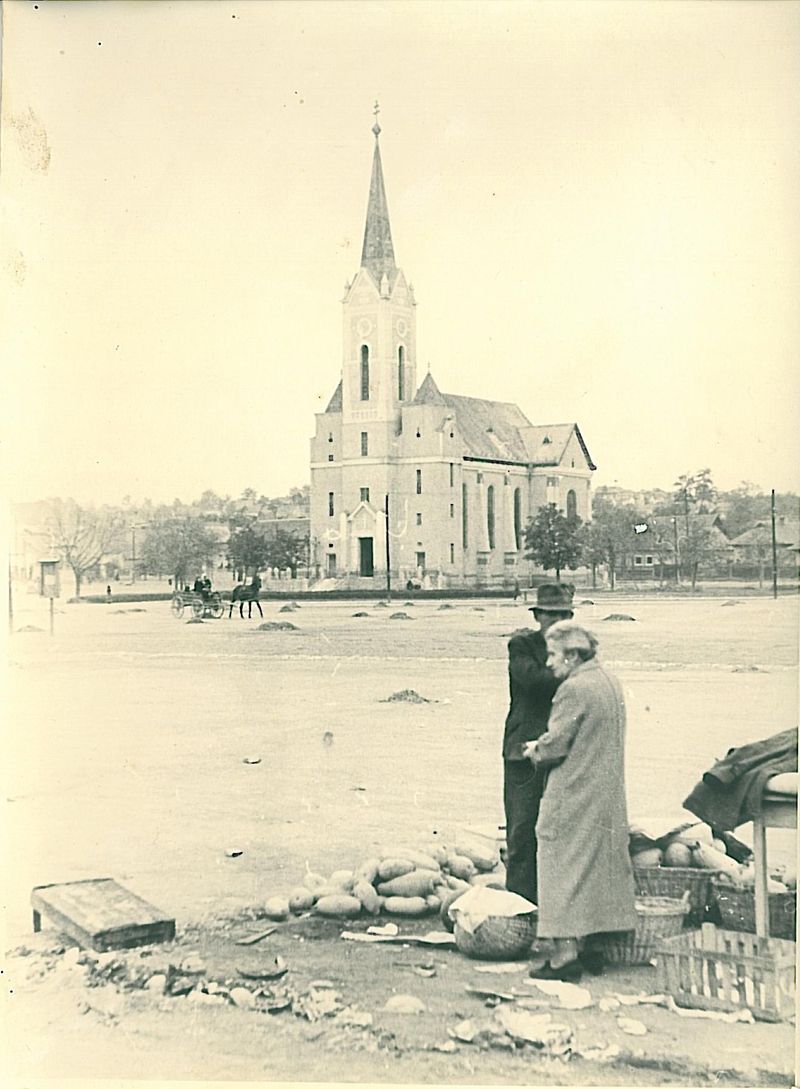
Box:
533 657 637 939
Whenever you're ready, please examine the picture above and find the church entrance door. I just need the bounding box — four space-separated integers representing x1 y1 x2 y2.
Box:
358 537 374 577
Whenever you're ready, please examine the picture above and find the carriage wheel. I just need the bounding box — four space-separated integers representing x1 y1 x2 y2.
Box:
171 595 184 619
191 598 204 619
209 593 224 619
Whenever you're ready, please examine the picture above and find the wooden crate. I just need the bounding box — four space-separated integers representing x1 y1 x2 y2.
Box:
31 878 175 952
656 923 796 1023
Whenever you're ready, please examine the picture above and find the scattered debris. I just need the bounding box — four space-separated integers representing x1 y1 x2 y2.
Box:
322 731 334 747
15 625 44 633
336 1007 373 1027
438 603 455 610
229 986 257 1009
341 930 455 946
409 963 437 978
602 614 637 622
472 962 529 974
389 612 413 620
186 618 204 624
367 923 399 937
525 978 593 1009
384 994 426 1014
732 665 765 673
579 599 595 606
258 621 299 631
375 601 389 608
352 611 369 618
665 997 754 1023
471 607 486 612
235 927 277 946
494 1007 572 1049
721 600 740 607
242 756 262 765
577 1042 620 1063
403 601 416 607
431 1039 459 1052
465 985 516 1002
380 689 435 704
599 995 621 1012
615 993 667 1008
179 954 206 975
617 1016 648 1036
237 957 288 981
225 848 244 858
451 1018 480 1043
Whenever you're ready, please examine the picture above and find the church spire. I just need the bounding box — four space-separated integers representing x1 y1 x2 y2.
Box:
360 101 396 284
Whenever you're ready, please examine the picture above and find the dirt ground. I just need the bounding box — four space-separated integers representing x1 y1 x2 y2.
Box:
4 591 798 1085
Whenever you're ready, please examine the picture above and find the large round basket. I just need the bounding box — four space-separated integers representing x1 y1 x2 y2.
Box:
454 912 536 960
599 896 688 966
633 866 713 927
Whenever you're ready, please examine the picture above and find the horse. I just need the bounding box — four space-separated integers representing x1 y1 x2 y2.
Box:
229 581 264 619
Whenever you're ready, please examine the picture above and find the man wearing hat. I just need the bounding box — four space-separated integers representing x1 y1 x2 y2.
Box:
502 581 574 905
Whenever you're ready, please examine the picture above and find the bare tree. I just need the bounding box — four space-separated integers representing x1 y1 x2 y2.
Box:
47 499 124 598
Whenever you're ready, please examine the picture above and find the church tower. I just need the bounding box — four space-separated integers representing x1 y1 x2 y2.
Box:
341 106 417 437
309 106 417 580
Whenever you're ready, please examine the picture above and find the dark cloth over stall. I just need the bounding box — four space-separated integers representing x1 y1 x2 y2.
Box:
683 727 798 831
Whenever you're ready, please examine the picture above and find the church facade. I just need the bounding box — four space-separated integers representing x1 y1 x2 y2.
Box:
310 118 595 588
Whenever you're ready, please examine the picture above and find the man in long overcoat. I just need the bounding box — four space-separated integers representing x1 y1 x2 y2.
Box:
502 582 574 904
524 620 636 980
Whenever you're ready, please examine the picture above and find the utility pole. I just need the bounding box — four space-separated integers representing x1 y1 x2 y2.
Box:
384 494 392 603
771 489 778 600
672 517 681 586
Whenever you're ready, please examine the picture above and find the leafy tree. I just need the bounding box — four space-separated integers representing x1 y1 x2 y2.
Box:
46 499 125 598
263 529 309 578
679 517 714 591
586 498 644 589
228 524 271 580
523 504 582 580
140 516 217 587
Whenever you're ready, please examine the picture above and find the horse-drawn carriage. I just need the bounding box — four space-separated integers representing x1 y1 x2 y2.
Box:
170 590 225 620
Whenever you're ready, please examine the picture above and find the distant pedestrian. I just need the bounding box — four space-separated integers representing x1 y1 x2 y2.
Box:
106 585 112 603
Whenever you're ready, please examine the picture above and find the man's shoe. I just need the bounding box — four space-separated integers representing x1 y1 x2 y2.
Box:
528 960 583 983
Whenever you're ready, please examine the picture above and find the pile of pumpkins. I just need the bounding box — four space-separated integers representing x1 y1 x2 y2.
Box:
260 838 506 923
631 823 795 893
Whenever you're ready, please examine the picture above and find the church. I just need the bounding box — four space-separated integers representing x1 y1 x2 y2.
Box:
310 114 595 589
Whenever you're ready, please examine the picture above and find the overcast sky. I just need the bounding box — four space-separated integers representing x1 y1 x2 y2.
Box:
4 0 799 506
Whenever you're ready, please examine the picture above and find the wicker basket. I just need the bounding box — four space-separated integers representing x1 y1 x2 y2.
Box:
633 866 714 927
656 923 796 1022
454 912 536 960
600 896 689 966
713 882 797 942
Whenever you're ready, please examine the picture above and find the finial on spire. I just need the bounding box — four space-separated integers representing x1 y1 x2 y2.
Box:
372 99 381 138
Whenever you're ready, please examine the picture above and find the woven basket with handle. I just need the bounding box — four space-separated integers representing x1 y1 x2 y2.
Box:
633 866 714 927
600 895 689 966
454 912 537 960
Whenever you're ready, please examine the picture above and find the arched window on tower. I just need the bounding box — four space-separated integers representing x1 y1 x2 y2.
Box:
566 489 577 520
398 346 405 401
487 485 495 550
514 488 522 551
360 345 370 401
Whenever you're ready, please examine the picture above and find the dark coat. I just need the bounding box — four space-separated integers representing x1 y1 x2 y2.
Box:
502 629 560 760
533 658 637 939
683 727 798 831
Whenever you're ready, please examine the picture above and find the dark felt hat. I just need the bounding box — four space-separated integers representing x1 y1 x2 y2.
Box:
528 582 575 613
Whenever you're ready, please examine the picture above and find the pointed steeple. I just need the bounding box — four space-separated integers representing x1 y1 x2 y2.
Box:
360 101 396 284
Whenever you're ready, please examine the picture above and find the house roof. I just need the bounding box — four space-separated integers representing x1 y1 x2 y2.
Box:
412 374 595 468
324 380 343 413
730 519 800 550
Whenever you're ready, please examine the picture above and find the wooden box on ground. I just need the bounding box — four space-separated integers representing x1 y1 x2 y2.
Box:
656 923 796 1023
31 878 175 952
714 882 797 941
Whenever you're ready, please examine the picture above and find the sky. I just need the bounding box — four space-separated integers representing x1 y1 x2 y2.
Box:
3 0 799 506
